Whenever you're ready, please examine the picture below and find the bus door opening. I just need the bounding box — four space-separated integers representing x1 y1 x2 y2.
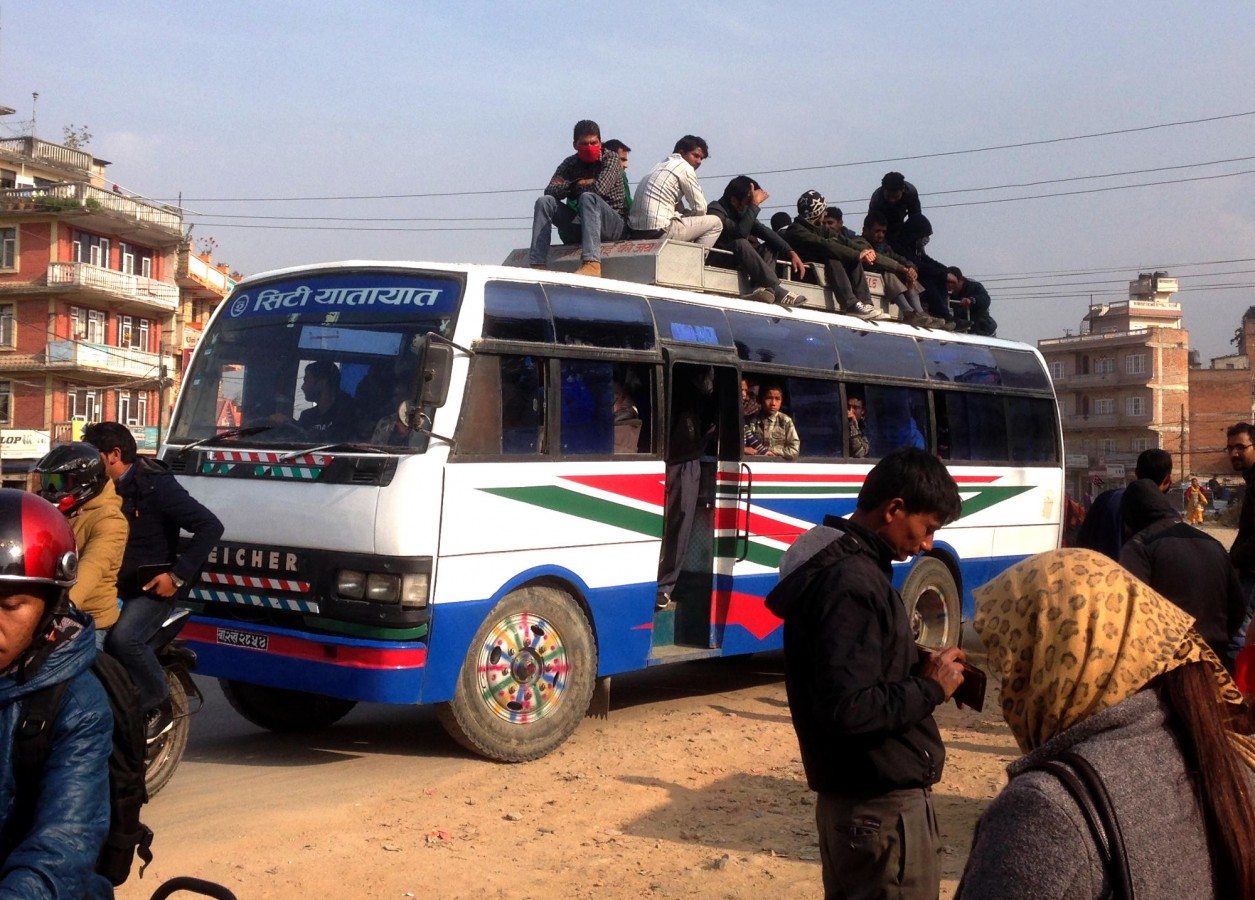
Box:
654 362 740 650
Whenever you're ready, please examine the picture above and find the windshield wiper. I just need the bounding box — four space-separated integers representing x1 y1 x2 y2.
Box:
177 425 273 457
276 442 390 463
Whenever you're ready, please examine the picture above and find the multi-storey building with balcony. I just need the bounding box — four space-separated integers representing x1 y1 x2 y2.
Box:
1038 272 1191 498
174 244 237 394
0 130 184 481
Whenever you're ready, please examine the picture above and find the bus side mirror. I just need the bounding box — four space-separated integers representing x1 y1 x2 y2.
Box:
418 341 454 408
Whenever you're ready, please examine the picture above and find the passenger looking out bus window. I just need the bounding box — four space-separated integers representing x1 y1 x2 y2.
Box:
848 395 870 459
745 384 800 460
848 384 930 458
529 119 629 279
741 378 760 419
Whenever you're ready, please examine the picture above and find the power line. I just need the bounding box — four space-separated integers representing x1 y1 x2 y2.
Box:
981 257 1255 281
179 154 1255 224
161 109 1255 203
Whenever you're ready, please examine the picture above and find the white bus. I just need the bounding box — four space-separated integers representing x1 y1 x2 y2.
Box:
165 253 1062 761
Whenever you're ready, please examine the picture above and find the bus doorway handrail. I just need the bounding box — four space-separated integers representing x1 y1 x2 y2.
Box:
737 462 753 562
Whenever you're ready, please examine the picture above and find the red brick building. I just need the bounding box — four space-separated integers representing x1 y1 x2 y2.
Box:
0 129 234 482
1188 307 1255 479
1039 273 1190 498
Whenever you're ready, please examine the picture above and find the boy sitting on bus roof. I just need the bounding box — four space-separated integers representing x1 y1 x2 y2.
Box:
783 191 883 321
946 266 997 336
529 119 629 279
745 384 800 461
707 176 805 307
859 213 949 329
628 135 723 250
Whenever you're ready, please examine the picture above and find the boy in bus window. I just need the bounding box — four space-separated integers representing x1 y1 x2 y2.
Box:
848 395 870 459
746 384 800 460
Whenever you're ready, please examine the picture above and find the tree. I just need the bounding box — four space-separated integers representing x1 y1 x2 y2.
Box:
61 124 92 150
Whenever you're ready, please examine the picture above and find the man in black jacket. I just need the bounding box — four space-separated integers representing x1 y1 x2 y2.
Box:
945 266 997 336
766 447 964 898
868 171 922 252
1226 422 1255 657
85 421 224 739
707 176 805 306
1119 477 1246 667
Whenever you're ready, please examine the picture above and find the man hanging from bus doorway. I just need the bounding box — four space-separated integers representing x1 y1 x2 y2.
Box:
767 448 965 898
656 366 718 611
529 119 629 278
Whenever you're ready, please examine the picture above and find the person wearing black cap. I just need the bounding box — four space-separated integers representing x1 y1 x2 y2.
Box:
869 171 923 252
1119 477 1246 667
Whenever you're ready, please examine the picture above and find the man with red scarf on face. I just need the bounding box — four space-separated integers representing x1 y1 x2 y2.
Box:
529 119 629 278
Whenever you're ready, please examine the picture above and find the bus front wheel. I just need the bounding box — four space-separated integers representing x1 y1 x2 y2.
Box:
436 585 597 762
901 556 961 650
220 679 357 732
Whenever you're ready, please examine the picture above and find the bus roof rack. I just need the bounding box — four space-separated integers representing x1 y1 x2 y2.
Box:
503 238 895 319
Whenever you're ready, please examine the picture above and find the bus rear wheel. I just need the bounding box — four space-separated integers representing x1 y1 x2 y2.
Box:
220 680 357 732
436 585 597 763
901 557 961 650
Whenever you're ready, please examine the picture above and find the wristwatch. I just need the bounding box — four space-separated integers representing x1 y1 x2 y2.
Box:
168 572 186 590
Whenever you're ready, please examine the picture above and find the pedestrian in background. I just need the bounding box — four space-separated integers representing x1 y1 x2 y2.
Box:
767 448 964 899
1184 477 1207 525
957 549 1255 899
1226 422 1255 659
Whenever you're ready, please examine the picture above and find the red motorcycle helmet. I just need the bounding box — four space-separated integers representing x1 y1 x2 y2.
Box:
0 488 79 592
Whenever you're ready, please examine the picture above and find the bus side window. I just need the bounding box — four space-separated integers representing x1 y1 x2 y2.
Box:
935 391 1009 461
1007 397 1059 463
856 384 930 458
782 377 842 458
558 360 654 456
456 354 547 456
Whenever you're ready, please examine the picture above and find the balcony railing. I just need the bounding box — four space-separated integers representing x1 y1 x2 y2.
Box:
0 182 183 240
45 340 170 379
1051 369 1152 388
46 261 179 312
176 247 236 297
1039 328 1150 347
0 136 93 173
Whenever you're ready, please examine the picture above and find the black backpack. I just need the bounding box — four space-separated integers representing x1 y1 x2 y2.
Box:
7 652 153 886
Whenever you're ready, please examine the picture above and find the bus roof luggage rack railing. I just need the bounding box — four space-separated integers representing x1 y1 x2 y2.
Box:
503 238 896 320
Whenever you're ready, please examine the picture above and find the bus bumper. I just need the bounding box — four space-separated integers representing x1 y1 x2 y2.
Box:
183 616 428 704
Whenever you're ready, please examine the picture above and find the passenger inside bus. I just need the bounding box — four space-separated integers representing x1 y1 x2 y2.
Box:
612 380 642 454
745 383 800 460
296 361 355 440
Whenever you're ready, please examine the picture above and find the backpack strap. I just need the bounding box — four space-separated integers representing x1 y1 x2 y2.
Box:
1036 753 1134 899
1 682 71 854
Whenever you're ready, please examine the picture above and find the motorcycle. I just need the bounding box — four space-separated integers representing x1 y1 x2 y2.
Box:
144 607 201 797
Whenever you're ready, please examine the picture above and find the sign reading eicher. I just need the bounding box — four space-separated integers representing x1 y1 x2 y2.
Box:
225 273 460 320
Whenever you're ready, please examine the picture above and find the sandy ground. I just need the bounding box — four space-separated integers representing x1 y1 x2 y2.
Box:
122 657 1016 900
121 527 1237 898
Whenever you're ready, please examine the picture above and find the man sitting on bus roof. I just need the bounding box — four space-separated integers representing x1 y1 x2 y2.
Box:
946 266 997 336
707 176 805 306
529 119 628 278
823 206 857 240
868 171 923 254
628 135 723 250
298 360 356 441
859 213 948 329
783 191 883 321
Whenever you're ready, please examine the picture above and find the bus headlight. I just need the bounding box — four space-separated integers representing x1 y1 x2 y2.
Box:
400 574 429 609
336 569 366 600
366 573 400 603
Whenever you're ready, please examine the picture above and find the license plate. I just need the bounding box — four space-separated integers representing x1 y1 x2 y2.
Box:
215 627 269 651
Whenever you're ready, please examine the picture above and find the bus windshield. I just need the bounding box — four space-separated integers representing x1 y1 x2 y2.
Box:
169 270 462 449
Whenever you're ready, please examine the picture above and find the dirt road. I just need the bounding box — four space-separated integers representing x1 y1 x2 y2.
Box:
122 658 1016 899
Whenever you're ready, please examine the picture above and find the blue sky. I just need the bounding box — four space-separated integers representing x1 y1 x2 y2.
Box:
4 2 1254 360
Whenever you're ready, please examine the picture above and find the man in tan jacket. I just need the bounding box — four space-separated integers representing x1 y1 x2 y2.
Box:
29 442 128 646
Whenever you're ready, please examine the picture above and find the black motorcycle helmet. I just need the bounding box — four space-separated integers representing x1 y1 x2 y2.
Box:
28 441 108 514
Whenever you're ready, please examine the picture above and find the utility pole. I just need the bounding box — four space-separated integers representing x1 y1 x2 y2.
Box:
1179 403 1186 481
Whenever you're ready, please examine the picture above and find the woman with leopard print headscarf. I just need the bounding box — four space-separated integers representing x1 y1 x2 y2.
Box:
956 548 1255 899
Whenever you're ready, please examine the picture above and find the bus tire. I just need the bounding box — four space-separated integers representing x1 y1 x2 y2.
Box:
436 585 597 763
901 556 961 650
220 679 357 732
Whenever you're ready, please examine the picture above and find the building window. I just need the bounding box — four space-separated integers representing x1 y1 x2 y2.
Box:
118 390 134 425
1127 396 1146 417
137 318 150 351
0 304 13 348
1095 357 1115 375
87 309 106 344
0 227 15 269
0 169 15 190
137 392 149 425
120 243 135 275
1125 354 1147 375
118 315 133 348
0 381 10 424
1131 438 1151 452
1093 398 1115 415
75 232 110 268
1048 361 1063 380
1100 439 1117 453
69 389 100 422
